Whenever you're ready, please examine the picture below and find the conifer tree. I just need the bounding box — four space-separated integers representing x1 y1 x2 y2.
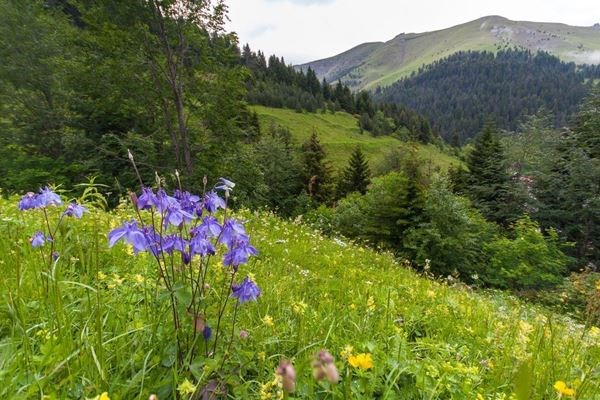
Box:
466 121 524 226
337 146 371 198
301 131 333 204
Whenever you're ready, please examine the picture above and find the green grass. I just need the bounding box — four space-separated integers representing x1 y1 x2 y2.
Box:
251 105 461 172
1 192 599 399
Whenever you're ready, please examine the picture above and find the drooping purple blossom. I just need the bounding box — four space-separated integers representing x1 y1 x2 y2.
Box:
137 187 157 210
223 241 258 268
18 192 38 210
163 203 194 228
108 220 148 254
191 216 222 239
231 276 261 304
36 187 62 207
18 187 62 210
190 235 216 256
64 202 87 218
30 231 47 248
174 190 201 214
154 188 178 213
219 219 249 249
162 235 189 255
204 191 226 213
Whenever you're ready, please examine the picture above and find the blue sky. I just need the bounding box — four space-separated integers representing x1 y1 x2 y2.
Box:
226 0 599 64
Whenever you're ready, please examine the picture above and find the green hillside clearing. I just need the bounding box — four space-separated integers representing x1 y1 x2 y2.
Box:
251 105 461 171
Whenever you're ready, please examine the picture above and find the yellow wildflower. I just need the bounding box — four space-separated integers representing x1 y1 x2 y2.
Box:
553 381 575 397
476 394 484 400
348 353 373 370
262 315 274 327
595 280 600 292
90 392 110 400
366 296 375 312
340 345 354 360
349 303 356 310
177 379 196 396
133 274 145 284
292 301 307 315
98 271 107 281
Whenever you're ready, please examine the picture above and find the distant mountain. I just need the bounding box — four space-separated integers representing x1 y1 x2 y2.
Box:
298 16 600 90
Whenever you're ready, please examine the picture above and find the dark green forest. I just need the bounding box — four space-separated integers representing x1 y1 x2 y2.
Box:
376 49 600 143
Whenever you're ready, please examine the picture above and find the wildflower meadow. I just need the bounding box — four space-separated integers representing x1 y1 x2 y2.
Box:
1 170 600 399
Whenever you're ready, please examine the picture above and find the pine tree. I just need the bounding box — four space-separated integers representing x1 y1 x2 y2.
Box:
466 121 524 226
301 131 333 204
338 146 371 198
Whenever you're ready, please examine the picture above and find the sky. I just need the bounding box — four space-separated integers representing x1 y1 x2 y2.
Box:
225 0 600 64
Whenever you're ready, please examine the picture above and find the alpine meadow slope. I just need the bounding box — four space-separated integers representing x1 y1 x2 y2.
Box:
251 105 461 171
299 15 600 90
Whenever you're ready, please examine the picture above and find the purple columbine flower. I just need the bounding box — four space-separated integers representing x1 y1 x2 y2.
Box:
162 235 188 255
64 202 87 218
108 220 148 254
204 191 226 213
36 187 62 208
190 235 216 256
30 231 46 248
219 219 249 249
174 190 200 214
154 188 178 213
231 277 261 304
18 192 38 210
223 242 258 269
163 203 194 228
191 216 222 239
137 187 157 210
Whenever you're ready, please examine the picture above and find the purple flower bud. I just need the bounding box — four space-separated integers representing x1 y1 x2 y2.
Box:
202 325 212 340
240 330 249 339
52 251 60 261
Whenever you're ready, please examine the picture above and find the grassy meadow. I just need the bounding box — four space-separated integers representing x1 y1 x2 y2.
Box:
251 105 461 172
1 191 599 399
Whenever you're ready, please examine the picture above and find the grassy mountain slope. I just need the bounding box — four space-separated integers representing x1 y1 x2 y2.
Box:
251 105 460 171
1 197 599 398
299 16 600 90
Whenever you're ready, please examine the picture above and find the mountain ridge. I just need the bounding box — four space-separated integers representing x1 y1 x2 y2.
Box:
298 15 600 90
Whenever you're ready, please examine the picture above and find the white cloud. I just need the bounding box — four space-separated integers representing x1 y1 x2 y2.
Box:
226 0 600 64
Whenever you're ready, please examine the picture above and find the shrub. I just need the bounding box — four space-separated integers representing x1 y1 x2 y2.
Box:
483 216 568 290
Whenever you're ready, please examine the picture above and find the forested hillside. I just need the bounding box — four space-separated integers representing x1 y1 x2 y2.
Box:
376 49 600 142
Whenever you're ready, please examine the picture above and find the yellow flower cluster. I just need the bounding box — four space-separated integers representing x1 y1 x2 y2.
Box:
262 315 274 327
89 392 110 400
340 344 354 360
366 296 376 312
177 379 196 396
553 381 575 397
348 353 373 370
292 300 307 315
259 374 283 400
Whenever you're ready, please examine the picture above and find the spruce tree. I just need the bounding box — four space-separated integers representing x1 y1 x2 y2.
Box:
301 131 333 204
466 121 524 226
338 146 371 198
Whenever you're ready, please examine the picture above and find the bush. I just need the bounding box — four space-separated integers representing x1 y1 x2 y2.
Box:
483 216 568 290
